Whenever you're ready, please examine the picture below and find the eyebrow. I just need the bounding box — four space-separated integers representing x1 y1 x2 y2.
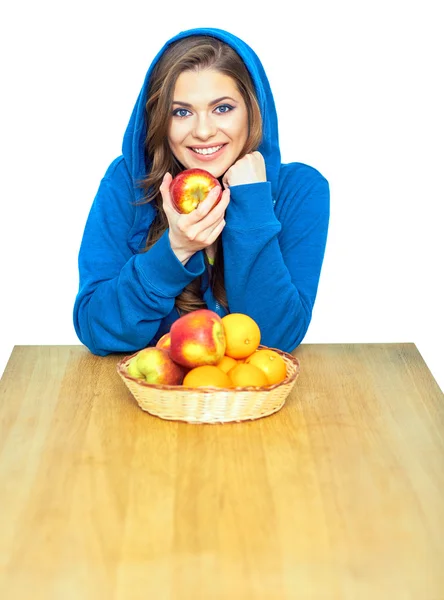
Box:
172 96 237 107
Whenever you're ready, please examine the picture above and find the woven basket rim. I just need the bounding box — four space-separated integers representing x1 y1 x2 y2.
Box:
116 345 300 393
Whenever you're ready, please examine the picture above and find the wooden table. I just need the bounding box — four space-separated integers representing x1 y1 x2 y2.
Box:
0 344 443 599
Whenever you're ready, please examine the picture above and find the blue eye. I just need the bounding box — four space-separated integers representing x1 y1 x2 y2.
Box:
215 104 234 114
172 108 191 118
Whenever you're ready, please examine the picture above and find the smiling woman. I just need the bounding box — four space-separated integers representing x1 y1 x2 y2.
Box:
73 28 330 357
168 70 249 175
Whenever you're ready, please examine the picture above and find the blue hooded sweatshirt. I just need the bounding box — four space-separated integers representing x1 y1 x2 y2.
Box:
73 28 330 356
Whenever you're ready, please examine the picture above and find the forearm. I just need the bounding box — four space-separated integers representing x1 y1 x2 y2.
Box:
223 230 309 351
74 232 205 355
222 174 329 352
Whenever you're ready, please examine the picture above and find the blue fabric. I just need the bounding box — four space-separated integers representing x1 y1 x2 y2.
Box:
73 28 330 356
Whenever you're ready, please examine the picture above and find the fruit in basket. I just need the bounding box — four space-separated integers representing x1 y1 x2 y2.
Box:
127 347 186 385
127 359 144 380
156 332 171 351
228 363 269 388
246 349 287 385
169 309 226 368
170 168 222 214
183 365 233 388
221 313 261 359
215 355 238 373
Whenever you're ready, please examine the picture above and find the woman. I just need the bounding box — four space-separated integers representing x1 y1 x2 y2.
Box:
73 27 330 356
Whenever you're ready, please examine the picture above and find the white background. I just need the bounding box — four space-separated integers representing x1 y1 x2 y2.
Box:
1 0 443 389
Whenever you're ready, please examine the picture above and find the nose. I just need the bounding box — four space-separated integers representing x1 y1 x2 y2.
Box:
193 113 217 140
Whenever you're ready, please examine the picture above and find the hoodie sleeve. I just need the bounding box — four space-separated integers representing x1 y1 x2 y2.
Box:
222 163 329 352
73 158 205 356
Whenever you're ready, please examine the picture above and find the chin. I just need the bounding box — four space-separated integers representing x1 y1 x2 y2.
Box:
201 165 224 179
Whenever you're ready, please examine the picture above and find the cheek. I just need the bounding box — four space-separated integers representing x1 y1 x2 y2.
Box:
226 115 248 143
167 122 184 148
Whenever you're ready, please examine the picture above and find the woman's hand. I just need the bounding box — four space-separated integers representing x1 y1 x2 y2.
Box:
222 151 267 189
160 173 230 265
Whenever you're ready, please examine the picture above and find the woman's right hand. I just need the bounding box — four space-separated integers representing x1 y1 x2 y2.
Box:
160 172 230 265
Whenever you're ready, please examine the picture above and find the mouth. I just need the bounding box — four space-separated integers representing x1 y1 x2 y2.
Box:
187 144 227 161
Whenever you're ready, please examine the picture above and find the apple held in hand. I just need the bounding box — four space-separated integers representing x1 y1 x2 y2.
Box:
170 168 222 214
169 309 226 368
127 347 186 385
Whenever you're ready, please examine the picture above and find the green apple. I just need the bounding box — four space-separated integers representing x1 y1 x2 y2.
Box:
127 356 144 379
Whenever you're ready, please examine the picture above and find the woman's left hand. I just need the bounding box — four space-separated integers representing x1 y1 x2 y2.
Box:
222 151 267 189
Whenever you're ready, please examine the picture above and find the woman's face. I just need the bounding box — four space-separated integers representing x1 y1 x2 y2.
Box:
167 68 249 179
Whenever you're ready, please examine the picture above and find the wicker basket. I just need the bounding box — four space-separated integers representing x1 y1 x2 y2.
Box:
116 346 300 424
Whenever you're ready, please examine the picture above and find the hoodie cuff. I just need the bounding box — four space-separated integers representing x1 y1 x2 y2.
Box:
135 230 205 297
225 181 280 231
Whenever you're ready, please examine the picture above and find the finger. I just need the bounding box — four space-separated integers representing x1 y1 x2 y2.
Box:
222 172 230 190
204 217 226 245
159 173 175 213
252 151 266 171
187 185 222 223
189 188 229 234
159 172 172 193
191 215 226 246
220 186 230 205
209 187 230 219
186 195 228 242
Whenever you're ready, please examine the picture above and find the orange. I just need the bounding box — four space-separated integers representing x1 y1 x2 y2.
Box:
221 313 261 359
246 349 287 385
183 365 232 388
216 355 238 373
228 363 269 388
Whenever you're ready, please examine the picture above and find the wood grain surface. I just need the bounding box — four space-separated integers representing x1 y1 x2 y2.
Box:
0 343 443 599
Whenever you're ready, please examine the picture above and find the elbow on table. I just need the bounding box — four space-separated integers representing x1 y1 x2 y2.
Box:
280 329 306 354
73 306 112 357
263 313 310 355
282 303 314 353
74 322 111 357
73 309 156 358
84 342 111 357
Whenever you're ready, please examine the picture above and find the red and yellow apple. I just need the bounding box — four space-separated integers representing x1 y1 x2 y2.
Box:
170 168 222 214
156 332 171 351
127 347 186 385
169 309 226 368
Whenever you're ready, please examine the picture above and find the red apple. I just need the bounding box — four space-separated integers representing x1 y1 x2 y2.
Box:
170 168 222 214
127 347 186 385
156 332 171 351
169 309 226 368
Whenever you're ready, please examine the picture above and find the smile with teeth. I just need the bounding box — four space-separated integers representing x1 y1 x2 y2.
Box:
191 145 224 155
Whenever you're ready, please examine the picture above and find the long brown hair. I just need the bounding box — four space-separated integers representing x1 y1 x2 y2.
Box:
140 35 262 314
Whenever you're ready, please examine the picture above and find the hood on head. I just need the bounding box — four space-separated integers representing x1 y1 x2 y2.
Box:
122 27 281 201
